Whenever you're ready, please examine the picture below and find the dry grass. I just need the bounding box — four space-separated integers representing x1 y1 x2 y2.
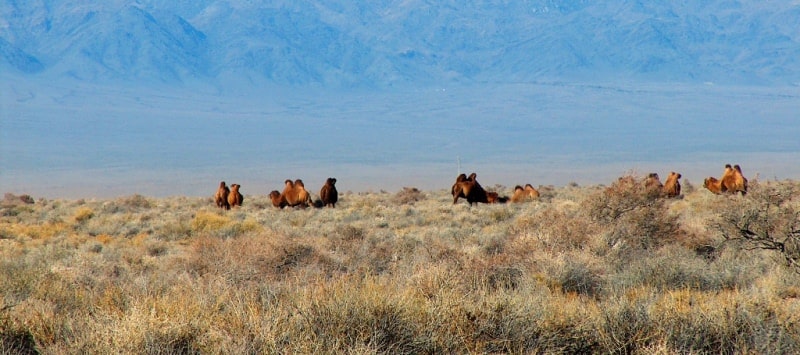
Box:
2 176 800 353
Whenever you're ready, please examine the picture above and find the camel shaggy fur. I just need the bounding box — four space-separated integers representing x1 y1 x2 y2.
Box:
269 190 287 208
662 172 682 198
721 164 748 195
282 179 313 208
452 173 490 205
510 184 540 203
214 181 230 210
704 177 724 194
227 183 243 208
320 178 338 208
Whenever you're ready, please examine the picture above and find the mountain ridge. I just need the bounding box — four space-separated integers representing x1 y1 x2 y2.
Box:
2 0 799 88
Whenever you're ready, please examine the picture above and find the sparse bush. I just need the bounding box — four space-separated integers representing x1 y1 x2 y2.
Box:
273 244 316 274
2 193 16 204
191 211 229 233
339 225 365 241
2 193 34 207
0 317 38 355
393 187 425 205
101 194 153 214
481 235 506 255
329 224 367 256
88 243 103 253
583 173 681 252
189 211 260 239
610 246 733 292
487 266 524 291
156 219 193 241
595 295 654 353
682 178 695 194
716 180 800 272
121 194 152 209
73 207 94 223
2 185 799 353
535 184 557 202
583 174 661 223
296 278 432 354
605 200 680 251
558 259 604 298
146 243 168 257
488 207 515 223
512 204 594 251
652 288 800 353
141 325 202 355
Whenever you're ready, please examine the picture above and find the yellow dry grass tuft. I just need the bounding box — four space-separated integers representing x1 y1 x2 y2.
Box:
95 234 113 244
191 210 230 233
73 207 94 223
1 180 800 353
0 221 70 240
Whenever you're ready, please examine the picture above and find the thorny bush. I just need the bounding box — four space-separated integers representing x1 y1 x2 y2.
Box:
717 180 800 273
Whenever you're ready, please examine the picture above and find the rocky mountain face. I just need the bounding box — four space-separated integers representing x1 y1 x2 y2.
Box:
2 1 799 88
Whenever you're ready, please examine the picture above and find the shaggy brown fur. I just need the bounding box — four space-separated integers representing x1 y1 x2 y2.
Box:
320 178 338 208
662 172 682 198
227 184 243 208
485 191 508 204
524 184 540 199
733 164 748 195
214 181 230 210
510 185 526 203
451 173 468 197
282 179 313 208
269 190 287 208
720 164 735 192
644 173 663 190
703 177 724 194
721 164 747 195
510 184 540 203
452 173 489 205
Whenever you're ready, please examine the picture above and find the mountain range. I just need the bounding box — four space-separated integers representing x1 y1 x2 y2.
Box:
2 0 799 88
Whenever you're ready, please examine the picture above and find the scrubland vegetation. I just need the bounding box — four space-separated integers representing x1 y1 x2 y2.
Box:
2 176 800 354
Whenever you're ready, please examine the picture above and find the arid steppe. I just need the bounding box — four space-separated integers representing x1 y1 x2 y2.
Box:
2 175 800 353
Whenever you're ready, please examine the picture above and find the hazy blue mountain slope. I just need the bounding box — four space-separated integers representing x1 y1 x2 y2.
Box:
0 37 44 73
2 1 208 83
1 0 799 87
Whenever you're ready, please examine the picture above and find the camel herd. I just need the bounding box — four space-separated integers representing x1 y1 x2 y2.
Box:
449 173 540 206
449 170 688 206
643 171 683 198
216 178 338 210
213 164 749 210
214 182 243 210
703 164 748 196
